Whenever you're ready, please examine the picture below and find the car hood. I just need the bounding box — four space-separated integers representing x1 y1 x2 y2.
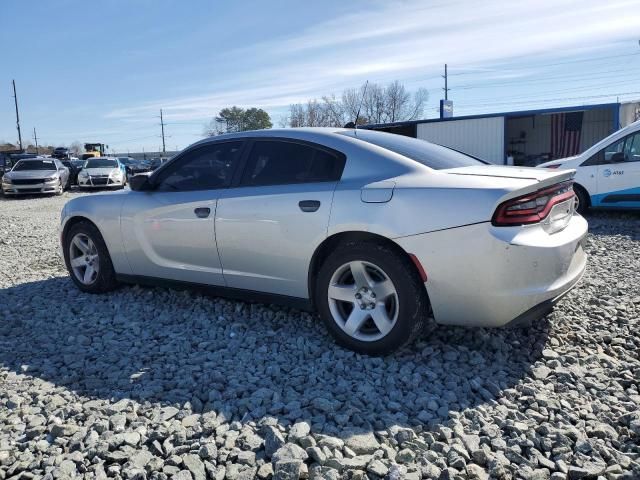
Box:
83 168 119 175
6 169 58 179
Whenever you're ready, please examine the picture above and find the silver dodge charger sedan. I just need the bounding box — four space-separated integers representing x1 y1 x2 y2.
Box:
2 158 70 196
60 128 587 354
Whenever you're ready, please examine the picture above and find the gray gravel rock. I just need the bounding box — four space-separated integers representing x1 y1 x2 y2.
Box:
0 197 639 479
182 454 206 480
272 443 309 464
342 428 380 455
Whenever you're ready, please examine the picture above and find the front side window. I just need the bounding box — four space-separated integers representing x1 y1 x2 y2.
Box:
239 141 344 187
157 141 242 191
623 132 640 162
582 136 631 166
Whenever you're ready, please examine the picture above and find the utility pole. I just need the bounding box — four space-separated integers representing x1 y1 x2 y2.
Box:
160 109 166 155
442 64 449 100
33 127 39 154
12 80 23 150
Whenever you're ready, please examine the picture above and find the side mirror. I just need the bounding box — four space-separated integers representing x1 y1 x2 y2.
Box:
609 151 625 163
129 174 153 191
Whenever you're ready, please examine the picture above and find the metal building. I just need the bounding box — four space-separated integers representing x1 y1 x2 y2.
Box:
364 101 640 166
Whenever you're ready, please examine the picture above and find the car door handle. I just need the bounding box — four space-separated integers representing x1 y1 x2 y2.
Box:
299 200 321 212
194 207 211 218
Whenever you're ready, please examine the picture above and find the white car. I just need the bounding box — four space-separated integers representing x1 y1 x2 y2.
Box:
77 157 126 189
60 128 587 355
538 120 640 212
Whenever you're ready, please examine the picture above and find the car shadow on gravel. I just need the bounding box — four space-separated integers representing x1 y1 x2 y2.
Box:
0 276 551 438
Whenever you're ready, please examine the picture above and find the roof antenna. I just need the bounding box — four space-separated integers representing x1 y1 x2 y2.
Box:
344 80 368 129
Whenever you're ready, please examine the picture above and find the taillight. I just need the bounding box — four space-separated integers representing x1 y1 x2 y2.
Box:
492 182 575 226
544 164 561 169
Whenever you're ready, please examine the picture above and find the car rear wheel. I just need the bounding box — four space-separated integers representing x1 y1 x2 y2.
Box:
316 241 430 355
63 221 118 293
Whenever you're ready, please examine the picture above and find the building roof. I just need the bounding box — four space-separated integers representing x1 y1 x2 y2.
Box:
363 102 621 129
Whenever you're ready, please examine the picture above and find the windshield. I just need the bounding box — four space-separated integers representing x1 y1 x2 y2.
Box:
118 158 134 165
86 158 118 168
340 129 487 170
13 159 56 171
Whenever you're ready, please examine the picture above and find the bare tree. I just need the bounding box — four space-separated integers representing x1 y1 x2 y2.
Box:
69 141 83 156
289 80 428 127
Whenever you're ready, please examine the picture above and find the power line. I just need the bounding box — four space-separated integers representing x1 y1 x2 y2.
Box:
448 51 640 76
452 68 640 90
455 79 640 105
453 90 640 110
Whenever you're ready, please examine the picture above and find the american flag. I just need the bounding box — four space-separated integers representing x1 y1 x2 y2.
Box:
551 111 583 159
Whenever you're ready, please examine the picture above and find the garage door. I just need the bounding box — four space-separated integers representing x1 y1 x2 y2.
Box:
417 116 505 164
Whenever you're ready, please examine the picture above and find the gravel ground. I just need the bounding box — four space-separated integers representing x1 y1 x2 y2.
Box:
0 191 639 480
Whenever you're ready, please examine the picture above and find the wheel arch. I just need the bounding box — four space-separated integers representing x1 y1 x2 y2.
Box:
62 215 104 247
307 230 427 309
573 182 591 209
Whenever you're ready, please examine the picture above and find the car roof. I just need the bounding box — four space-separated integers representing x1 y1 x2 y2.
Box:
190 127 349 148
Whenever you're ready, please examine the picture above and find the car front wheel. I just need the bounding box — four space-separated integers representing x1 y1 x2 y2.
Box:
316 241 430 355
574 186 589 215
63 221 118 293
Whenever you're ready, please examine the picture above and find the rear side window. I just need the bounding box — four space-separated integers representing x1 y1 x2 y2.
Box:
239 140 345 187
339 129 487 170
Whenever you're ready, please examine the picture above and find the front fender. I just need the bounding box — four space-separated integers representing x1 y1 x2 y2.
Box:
61 193 131 274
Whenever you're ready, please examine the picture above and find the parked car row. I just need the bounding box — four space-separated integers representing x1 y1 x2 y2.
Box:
0 154 163 196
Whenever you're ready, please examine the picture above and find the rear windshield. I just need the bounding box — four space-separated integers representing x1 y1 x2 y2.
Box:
86 159 118 168
13 159 56 171
340 129 487 170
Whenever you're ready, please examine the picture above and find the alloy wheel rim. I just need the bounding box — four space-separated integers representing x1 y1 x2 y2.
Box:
328 260 399 342
69 233 100 285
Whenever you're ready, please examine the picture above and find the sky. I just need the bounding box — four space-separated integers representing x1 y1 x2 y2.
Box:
1 0 639 153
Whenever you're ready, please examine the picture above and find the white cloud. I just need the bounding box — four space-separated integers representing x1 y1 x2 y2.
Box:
106 0 640 123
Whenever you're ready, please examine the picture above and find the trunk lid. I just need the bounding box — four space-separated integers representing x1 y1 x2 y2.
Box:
443 165 575 201
444 165 577 234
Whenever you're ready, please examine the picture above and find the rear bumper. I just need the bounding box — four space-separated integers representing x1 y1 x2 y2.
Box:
395 214 588 327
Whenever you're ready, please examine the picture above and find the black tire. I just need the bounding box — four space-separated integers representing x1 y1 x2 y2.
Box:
574 185 589 215
63 221 119 293
315 241 430 355
56 179 64 195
